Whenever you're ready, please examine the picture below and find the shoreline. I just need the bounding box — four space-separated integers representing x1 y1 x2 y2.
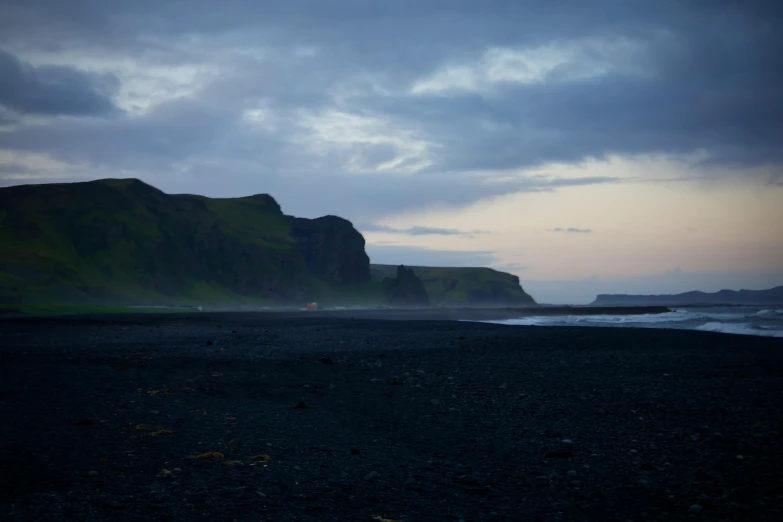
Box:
0 305 671 322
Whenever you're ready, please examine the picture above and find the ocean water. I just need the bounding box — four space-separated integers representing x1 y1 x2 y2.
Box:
476 307 783 338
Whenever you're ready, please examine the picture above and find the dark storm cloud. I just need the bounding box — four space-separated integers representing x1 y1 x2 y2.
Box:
0 49 120 116
0 0 780 217
0 94 241 168
0 1 653 52
356 20 782 170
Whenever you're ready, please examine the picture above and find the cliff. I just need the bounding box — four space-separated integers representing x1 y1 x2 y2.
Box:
291 216 370 286
0 178 371 305
370 264 536 306
591 286 783 306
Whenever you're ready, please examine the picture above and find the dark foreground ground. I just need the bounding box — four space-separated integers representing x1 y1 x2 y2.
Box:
1 312 782 521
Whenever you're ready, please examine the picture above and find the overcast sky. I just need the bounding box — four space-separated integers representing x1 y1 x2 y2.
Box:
1 0 782 303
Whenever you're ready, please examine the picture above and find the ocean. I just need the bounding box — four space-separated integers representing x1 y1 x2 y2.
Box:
476 306 783 338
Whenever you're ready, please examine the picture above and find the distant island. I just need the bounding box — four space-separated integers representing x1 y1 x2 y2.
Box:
0 178 535 308
591 286 783 306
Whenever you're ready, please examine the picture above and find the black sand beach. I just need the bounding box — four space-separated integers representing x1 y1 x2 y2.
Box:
1 311 782 521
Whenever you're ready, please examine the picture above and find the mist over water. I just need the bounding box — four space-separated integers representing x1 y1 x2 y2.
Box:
475 307 783 338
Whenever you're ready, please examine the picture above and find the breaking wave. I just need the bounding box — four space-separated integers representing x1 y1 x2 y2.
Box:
695 322 783 337
476 306 783 338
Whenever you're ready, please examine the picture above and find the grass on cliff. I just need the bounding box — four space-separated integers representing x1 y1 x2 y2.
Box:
370 264 534 305
0 179 302 305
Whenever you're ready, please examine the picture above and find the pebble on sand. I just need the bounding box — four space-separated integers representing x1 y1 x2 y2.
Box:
545 449 574 458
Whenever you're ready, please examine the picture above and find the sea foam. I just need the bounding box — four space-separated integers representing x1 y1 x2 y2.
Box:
473 306 783 338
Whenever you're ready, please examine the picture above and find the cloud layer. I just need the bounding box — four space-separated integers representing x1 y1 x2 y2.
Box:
359 223 486 237
365 244 498 268
0 50 119 116
0 1 781 224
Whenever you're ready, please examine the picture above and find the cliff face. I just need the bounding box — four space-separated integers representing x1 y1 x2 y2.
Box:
290 216 370 286
0 178 370 305
370 264 536 306
383 265 430 306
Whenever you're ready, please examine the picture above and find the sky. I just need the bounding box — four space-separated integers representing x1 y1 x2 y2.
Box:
1 0 782 303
